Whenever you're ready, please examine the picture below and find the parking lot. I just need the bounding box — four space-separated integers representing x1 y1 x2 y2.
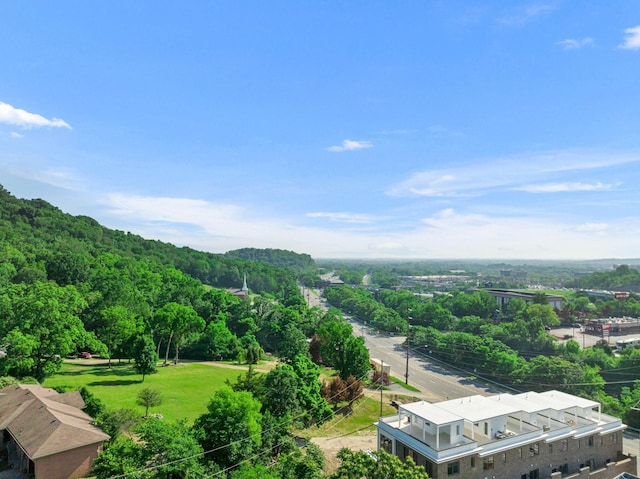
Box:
551 326 640 349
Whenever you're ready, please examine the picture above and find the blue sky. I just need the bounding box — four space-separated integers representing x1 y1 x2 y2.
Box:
1 2 640 259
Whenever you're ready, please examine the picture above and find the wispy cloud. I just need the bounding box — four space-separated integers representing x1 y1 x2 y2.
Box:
6 163 85 191
619 26 640 50
326 139 372 152
556 37 594 50
573 222 610 233
0 101 71 129
498 4 555 26
10 131 24 139
386 149 639 197
306 211 378 224
513 181 613 193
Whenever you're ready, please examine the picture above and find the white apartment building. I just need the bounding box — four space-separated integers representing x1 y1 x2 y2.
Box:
376 390 636 479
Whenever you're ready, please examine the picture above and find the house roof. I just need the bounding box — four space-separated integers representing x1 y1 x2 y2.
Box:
0 384 110 459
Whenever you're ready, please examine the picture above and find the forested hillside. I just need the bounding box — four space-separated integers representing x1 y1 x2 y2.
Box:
0 184 330 381
225 247 320 286
0 185 299 295
567 264 640 292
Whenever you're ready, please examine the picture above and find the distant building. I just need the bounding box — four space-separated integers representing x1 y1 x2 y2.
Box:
482 288 564 310
0 384 110 479
377 390 635 479
227 273 249 298
500 269 528 282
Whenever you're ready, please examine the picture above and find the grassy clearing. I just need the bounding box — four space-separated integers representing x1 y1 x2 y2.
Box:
388 376 421 393
43 360 245 423
299 396 398 439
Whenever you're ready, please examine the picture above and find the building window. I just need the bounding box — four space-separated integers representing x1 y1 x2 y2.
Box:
559 439 568 452
447 461 460 476
529 444 539 456
380 435 393 454
471 457 475 468
518 448 522 458
588 436 594 447
483 456 494 470
609 434 617 445
560 463 569 475
484 422 489 435
549 444 553 454
501 452 506 463
530 469 539 479
456 425 460 435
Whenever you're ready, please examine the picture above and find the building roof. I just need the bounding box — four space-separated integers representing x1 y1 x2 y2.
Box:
0 384 110 459
436 394 520 423
400 401 462 425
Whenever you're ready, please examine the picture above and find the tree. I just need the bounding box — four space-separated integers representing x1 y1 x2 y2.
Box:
278 322 310 362
96 305 139 368
330 448 429 479
96 408 138 440
153 302 205 365
336 335 370 380
93 419 204 479
291 355 333 426
135 418 205 479
262 364 300 418
0 281 92 381
133 335 158 382
193 385 262 469
321 376 348 410
136 387 162 417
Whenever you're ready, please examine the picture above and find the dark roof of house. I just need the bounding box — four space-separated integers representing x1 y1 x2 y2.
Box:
0 384 110 459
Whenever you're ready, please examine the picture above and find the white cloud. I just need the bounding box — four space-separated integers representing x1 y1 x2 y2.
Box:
326 139 372 152
10 131 24 139
619 26 640 50
0 101 71 129
556 37 594 50
5 163 85 191
306 211 378 224
573 222 610 233
386 149 639 198
93 191 640 260
513 181 613 193
498 4 555 26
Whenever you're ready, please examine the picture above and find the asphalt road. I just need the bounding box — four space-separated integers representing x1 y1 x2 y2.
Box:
347 318 508 402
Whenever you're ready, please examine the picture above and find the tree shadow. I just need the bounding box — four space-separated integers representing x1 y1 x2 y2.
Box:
88 379 141 386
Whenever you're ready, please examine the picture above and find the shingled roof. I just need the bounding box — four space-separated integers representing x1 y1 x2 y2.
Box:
0 384 110 459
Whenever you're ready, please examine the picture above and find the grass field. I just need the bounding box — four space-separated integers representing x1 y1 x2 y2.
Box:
43 360 246 423
297 396 396 439
44 359 394 442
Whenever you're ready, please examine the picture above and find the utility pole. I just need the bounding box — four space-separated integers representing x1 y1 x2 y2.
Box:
405 314 411 385
379 359 384 418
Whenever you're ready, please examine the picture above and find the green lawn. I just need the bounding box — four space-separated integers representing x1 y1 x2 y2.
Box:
43 360 245 423
299 396 397 439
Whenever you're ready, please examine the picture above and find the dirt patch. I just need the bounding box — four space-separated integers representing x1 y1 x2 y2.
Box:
311 435 377 474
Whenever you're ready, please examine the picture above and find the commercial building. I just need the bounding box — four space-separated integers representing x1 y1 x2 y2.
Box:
376 390 635 479
482 289 564 310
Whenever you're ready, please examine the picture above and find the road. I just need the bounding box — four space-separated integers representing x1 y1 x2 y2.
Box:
347 318 507 402
301 286 507 401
